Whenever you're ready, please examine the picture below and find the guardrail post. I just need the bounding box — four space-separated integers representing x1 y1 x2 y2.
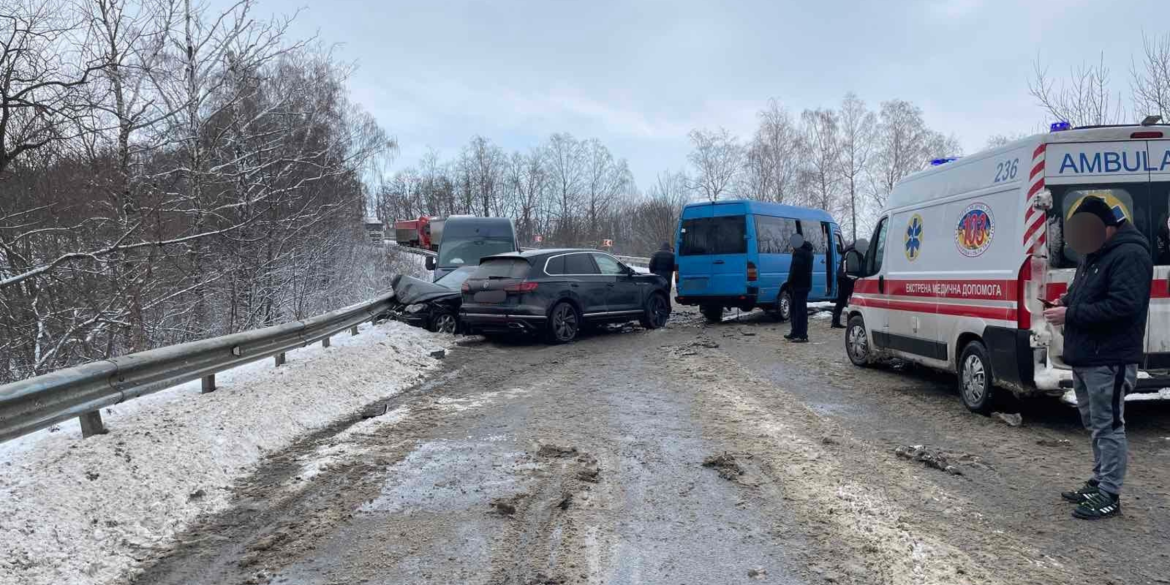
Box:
201 375 215 393
350 325 359 336
274 352 286 367
322 336 331 348
79 411 107 438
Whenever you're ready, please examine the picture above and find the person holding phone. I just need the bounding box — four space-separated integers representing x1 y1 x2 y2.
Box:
1043 196 1153 520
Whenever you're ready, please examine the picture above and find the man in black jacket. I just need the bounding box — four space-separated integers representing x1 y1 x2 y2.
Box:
1044 196 1153 520
648 242 675 294
786 234 814 343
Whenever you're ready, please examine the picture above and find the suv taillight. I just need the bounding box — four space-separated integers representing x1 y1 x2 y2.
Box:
504 281 539 293
747 262 758 282
461 282 470 293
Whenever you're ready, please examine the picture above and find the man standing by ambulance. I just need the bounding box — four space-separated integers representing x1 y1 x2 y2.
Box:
1044 196 1153 520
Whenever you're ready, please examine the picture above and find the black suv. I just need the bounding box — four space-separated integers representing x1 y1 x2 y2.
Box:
459 249 671 343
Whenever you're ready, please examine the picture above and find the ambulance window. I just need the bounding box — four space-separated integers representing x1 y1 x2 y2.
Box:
868 217 889 275
1055 187 1138 266
1154 182 1170 265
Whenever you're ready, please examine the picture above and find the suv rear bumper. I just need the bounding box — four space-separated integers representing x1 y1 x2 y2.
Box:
460 310 547 333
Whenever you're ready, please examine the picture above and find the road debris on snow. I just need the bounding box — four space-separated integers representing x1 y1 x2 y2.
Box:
702 452 746 480
894 445 963 476
1036 438 1072 448
992 412 1023 427
536 443 579 458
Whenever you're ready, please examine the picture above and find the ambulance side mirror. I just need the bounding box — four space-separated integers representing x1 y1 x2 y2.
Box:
845 247 866 278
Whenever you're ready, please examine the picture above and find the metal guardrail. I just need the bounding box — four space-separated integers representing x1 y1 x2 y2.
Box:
614 255 650 267
386 241 436 257
0 292 397 444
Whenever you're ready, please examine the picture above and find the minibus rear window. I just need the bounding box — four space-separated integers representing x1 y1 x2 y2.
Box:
680 216 747 256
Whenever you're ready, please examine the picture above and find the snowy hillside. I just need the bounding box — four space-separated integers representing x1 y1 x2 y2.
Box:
0 321 451 585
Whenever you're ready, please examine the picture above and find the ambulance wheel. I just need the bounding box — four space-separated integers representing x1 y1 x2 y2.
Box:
700 304 723 323
958 341 996 414
845 315 871 367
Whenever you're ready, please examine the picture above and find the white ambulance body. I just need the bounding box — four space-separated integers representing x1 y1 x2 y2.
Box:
845 124 1170 412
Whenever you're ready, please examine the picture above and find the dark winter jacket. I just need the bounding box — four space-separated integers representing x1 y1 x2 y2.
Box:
787 242 814 292
649 249 675 281
1061 223 1153 367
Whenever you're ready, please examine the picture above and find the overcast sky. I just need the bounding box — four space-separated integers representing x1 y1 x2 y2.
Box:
255 0 1161 189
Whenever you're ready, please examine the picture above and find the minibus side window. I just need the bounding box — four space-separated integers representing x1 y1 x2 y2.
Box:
797 220 827 253
755 215 798 254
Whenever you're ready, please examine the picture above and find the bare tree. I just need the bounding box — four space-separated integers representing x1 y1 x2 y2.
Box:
687 127 742 202
544 132 584 244
507 148 545 245
0 0 104 175
1132 32 1170 121
868 99 959 210
800 108 841 216
837 92 874 241
738 99 801 202
1029 54 1124 126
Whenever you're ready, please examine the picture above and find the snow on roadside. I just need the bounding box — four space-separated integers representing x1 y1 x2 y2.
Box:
0 321 450 585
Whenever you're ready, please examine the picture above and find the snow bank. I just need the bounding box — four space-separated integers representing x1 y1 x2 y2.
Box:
0 321 450 585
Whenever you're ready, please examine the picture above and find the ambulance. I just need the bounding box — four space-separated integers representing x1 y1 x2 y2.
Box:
843 121 1170 412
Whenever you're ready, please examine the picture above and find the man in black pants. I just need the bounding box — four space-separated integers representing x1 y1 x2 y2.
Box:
648 242 675 295
1044 196 1153 520
786 234 813 343
831 243 855 329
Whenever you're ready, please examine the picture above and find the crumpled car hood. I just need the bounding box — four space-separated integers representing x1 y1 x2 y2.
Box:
391 274 460 305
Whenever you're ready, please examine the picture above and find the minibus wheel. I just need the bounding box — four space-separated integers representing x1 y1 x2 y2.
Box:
958 341 995 413
700 304 723 323
774 289 792 322
846 315 871 367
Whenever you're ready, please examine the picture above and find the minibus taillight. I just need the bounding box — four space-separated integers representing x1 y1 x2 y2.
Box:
747 262 758 282
1131 131 1164 139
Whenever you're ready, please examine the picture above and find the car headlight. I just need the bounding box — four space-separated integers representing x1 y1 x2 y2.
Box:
405 303 428 313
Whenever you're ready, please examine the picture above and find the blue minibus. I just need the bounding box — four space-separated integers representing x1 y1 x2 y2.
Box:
674 200 843 322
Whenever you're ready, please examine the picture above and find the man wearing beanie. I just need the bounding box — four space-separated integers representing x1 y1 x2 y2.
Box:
1044 195 1153 520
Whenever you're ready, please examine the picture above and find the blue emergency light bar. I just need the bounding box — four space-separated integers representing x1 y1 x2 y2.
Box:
930 157 959 166
1050 121 1072 132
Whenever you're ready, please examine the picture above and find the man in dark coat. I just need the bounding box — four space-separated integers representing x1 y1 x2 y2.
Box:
1044 196 1153 520
649 242 676 294
831 243 856 329
785 234 813 342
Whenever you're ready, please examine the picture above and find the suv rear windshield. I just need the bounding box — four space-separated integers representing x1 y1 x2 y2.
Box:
680 216 746 256
473 258 530 279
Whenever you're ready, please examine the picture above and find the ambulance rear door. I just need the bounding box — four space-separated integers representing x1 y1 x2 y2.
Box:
1044 140 1151 367
1146 139 1170 368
